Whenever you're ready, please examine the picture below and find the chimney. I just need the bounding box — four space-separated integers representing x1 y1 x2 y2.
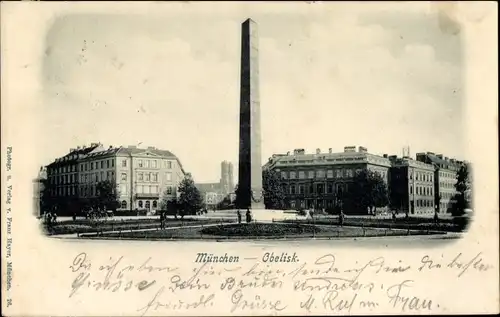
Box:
316 148 321 154
147 146 155 150
76 146 81 150
344 146 356 153
389 155 397 161
437 154 443 159
358 146 367 153
383 154 388 158
329 148 332 154
287 151 290 155
427 151 435 155
90 142 98 147
444 157 449 161
69 148 75 153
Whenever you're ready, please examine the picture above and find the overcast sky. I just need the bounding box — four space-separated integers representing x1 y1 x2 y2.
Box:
37 3 464 183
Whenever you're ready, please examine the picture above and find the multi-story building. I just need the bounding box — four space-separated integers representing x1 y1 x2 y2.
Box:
265 146 391 213
33 166 47 217
416 152 466 213
45 143 102 214
389 156 436 215
220 161 234 195
78 145 186 212
44 143 186 214
196 160 236 209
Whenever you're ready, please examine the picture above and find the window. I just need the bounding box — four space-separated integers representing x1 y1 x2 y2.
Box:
121 201 127 209
144 186 150 194
410 186 413 194
299 171 305 179
122 159 127 167
101 171 104 181
138 200 143 208
327 183 333 193
145 160 150 168
145 173 150 181
152 201 158 209
290 185 296 194
166 186 173 195
317 184 324 194
121 173 127 181
290 171 296 179
96 173 100 182
138 160 143 168
138 173 143 181
167 161 172 169
80 165 83 172
152 186 158 194
137 185 143 193
91 162 94 170
299 185 305 194
107 160 110 168
281 171 287 179
327 170 333 178
152 173 158 182
316 170 325 178
336 170 343 178
100 161 104 169
145 201 151 209
346 169 353 178
165 172 172 181
152 160 157 168
111 160 115 167
309 184 314 194
308 171 314 179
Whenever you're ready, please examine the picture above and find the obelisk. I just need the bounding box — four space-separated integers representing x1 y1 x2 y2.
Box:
238 18 264 210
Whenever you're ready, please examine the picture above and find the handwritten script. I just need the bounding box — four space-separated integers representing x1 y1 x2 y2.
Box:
67 251 493 315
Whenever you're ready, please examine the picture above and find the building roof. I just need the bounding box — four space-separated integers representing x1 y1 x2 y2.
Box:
46 143 101 167
267 150 391 169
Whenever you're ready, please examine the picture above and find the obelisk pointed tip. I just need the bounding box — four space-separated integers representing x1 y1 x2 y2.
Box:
243 18 256 25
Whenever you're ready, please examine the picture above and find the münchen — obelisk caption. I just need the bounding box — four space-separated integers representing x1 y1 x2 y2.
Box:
238 19 265 210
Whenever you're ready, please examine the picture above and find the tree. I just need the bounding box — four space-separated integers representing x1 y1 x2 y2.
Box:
262 169 287 210
95 180 120 211
345 169 389 215
452 164 471 216
177 174 204 219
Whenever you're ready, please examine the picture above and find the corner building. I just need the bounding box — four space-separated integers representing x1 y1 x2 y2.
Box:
265 146 391 213
389 156 436 215
78 145 185 212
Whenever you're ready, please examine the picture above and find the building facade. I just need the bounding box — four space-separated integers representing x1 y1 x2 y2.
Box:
416 152 466 213
389 156 435 215
33 166 47 217
44 144 186 214
196 161 236 209
265 146 391 213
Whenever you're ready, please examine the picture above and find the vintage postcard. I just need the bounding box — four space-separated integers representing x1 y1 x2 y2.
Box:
1 1 498 316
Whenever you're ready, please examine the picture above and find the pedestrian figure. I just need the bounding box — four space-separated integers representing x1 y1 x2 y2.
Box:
237 209 242 224
245 208 252 223
392 211 397 222
434 210 439 224
339 210 344 227
72 211 77 222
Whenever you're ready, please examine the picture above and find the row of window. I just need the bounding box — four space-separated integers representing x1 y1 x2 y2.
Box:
439 181 456 189
121 159 174 169
50 173 78 185
80 171 116 183
136 185 160 194
284 183 349 195
441 192 456 199
50 186 77 196
413 199 434 208
282 169 359 180
439 171 456 179
81 159 115 172
410 185 434 196
410 171 433 182
50 164 78 174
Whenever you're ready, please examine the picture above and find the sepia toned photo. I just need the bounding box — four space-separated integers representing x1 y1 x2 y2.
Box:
2 2 498 316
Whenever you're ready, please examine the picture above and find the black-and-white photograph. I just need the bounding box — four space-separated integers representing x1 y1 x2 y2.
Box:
2 2 497 316
34 5 473 243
